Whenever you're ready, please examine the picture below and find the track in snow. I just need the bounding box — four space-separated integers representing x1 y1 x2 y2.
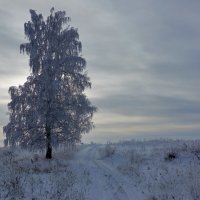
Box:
74 145 141 200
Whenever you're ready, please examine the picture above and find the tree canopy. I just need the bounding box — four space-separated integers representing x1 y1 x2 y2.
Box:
3 8 97 158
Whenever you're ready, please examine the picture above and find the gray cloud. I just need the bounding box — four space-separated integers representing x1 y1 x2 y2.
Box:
92 94 200 118
1 0 200 142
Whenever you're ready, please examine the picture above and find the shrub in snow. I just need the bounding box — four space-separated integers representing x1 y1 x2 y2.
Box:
117 149 144 177
129 149 144 165
0 155 25 199
99 142 116 158
164 151 177 161
189 140 200 160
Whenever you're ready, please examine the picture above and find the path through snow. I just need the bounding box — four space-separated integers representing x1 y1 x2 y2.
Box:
73 145 142 200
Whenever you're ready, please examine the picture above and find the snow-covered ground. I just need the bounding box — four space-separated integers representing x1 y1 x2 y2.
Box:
0 139 200 199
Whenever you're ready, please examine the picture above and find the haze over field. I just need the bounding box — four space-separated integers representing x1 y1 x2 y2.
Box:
1 0 200 143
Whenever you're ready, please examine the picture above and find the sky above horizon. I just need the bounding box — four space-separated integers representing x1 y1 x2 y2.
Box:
0 0 200 143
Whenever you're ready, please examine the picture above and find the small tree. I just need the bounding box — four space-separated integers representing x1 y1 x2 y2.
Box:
4 8 96 159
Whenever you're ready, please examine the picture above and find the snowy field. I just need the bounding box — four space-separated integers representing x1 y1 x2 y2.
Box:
0 139 200 200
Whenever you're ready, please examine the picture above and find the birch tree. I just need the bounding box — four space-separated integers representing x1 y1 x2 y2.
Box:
4 8 96 159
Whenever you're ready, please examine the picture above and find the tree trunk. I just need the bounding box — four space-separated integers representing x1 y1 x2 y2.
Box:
45 125 52 159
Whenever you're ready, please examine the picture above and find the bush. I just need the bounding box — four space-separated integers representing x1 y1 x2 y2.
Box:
165 152 177 161
98 142 116 158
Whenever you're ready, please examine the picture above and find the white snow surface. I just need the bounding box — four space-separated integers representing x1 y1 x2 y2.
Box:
0 139 200 199
72 144 141 200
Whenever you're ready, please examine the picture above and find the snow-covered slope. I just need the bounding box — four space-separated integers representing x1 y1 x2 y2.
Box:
0 139 200 199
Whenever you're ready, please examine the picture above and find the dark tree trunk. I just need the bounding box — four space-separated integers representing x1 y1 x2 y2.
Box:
46 145 52 159
45 125 52 159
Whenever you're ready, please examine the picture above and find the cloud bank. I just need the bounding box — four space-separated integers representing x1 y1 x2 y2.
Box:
0 0 200 142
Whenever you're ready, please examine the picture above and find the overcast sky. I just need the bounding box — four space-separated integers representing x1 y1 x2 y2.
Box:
1 0 200 143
